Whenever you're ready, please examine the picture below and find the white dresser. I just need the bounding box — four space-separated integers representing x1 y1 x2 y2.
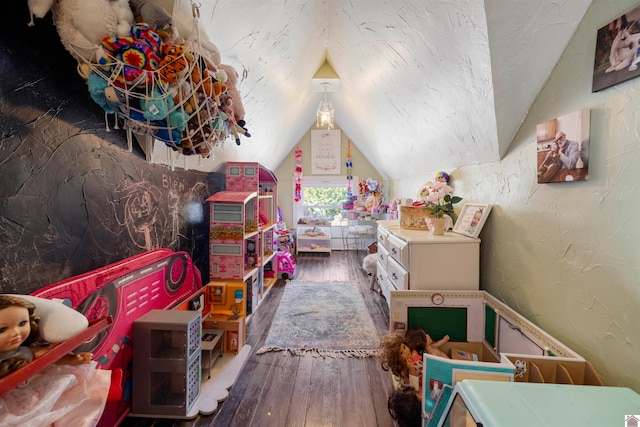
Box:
375 220 480 304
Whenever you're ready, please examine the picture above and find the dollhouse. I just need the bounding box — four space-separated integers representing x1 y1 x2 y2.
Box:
204 162 280 359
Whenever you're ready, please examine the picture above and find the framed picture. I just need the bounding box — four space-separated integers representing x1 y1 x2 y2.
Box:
452 203 492 238
536 109 589 184
592 5 640 92
311 129 341 174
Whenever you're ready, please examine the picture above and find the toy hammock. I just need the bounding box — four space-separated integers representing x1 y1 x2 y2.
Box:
47 0 245 159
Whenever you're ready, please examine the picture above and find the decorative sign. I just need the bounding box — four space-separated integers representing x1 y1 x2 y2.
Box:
311 130 341 174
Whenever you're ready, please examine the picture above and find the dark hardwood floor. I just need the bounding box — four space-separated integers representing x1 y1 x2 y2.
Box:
122 251 395 427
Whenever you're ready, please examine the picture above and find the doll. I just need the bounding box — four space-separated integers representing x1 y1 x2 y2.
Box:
379 333 411 384
426 333 450 359
0 295 115 425
0 295 92 378
388 384 422 427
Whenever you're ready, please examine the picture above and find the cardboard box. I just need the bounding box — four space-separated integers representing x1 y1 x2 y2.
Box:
440 341 500 363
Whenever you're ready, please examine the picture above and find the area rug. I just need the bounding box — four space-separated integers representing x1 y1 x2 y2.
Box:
257 280 381 358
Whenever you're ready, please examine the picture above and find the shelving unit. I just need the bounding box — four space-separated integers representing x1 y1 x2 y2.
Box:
296 225 332 253
132 310 202 418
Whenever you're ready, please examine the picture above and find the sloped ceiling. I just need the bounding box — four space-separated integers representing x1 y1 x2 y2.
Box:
127 1 593 179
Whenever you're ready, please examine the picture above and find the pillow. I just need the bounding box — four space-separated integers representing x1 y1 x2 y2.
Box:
2 294 89 343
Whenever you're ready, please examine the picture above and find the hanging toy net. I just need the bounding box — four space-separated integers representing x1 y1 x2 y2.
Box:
54 0 243 158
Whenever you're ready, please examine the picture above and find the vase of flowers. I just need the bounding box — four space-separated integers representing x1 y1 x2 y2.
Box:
421 181 462 234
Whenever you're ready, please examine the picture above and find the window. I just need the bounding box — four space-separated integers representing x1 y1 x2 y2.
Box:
293 176 357 222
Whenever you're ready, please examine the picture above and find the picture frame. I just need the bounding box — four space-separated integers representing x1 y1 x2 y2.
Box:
536 109 589 184
452 203 492 238
592 5 640 92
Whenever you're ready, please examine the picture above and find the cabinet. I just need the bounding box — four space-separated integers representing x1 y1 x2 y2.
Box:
132 310 201 418
296 225 332 253
376 220 479 306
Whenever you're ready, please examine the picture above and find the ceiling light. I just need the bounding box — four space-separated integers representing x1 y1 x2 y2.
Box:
317 82 335 130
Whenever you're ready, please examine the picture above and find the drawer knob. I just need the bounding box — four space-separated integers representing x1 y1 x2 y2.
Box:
391 273 398 280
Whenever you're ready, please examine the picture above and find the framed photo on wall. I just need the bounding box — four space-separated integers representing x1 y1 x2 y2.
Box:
592 5 640 92
452 203 492 238
536 109 590 184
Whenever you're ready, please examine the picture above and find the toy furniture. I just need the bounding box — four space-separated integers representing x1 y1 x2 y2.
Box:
207 162 279 319
29 249 203 426
435 380 640 427
131 310 202 418
296 224 332 254
376 220 479 306
388 290 604 426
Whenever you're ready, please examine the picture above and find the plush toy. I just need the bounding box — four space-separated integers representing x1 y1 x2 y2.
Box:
217 63 246 123
97 21 168 89
86 72 120 114
141 88 172 121
27 0 54 26
129 0 173 32
51 0 134 63
158 44 190 84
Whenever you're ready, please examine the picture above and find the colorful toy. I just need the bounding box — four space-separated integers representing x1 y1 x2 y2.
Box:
276 250 296 280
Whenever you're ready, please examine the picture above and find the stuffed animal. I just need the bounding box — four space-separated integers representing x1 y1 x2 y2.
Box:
158 44 190 84
129 0 172 32
27 0 54 26
217 63 246 123
51 0 134 63
86 72 120 114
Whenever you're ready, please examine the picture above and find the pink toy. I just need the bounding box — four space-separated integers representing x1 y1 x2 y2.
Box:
277 250 296 280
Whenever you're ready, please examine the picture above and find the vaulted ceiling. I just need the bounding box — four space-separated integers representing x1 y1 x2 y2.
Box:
79 1 598 179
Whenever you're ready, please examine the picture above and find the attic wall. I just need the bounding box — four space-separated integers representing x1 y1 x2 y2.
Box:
0 3 219 293
275 125 385 228
393 0 640 392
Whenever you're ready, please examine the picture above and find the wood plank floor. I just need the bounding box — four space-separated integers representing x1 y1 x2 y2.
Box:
121 251 395 427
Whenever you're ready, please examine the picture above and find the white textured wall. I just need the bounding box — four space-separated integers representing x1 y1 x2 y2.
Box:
399 0 640 391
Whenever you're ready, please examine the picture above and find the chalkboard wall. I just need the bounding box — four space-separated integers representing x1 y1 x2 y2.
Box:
0 3 222 293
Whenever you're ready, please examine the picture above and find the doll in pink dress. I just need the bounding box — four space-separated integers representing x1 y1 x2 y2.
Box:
0 295 112 426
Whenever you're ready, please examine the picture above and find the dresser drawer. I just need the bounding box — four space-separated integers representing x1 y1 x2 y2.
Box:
387 234 408 267
386 257 408 290
379 277 392 308
376 244 389 272
376 260 387 284
377 225 390 251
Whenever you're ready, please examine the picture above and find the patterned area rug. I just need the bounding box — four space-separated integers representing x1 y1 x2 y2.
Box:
257 281 381 358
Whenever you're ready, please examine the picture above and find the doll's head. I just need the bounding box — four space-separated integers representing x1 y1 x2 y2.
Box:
404 328 427 355
388 384 422 427
0 295 40 352
0 295 40 377
380 333 409 379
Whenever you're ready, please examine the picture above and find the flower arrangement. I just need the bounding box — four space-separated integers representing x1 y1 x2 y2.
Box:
418 180 462 218
358 178 384 213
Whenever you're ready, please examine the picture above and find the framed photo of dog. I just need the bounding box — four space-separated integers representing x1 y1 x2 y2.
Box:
592 5 640 92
